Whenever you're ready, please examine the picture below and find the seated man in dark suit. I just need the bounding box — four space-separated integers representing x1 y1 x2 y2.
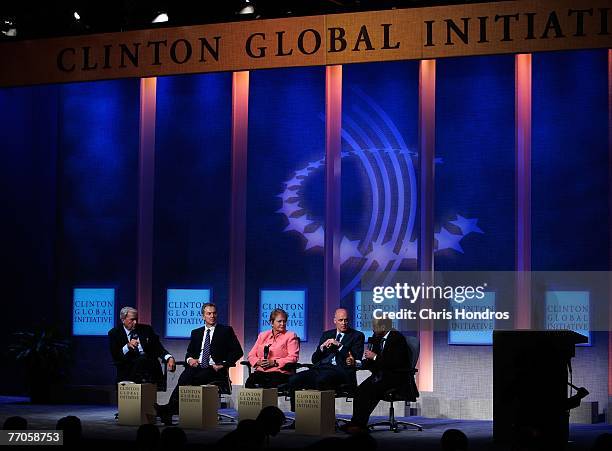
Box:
342 318 417 434
108 306 176 384
284 308 364 409
155 302 243 425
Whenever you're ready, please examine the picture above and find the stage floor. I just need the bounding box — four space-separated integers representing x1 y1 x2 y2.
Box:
1 396 610 450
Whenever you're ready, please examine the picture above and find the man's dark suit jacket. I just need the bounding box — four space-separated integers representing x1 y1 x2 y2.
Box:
311 328 365 385
363 330 419 400
108 323 171 383
185 324 243 370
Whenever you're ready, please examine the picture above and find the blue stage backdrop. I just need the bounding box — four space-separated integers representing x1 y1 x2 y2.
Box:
0 84 59 394
432 54 515 404
435 54 515 273
532 49 609 272
435 54 515 349
531 49 609 411
57 79 141 385
0 48 609 402
246 66 325 355
153 73 232 338
341 60 420 312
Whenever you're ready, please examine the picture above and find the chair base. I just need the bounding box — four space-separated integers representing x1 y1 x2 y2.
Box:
218 413 237 424
368 419 423 433
281 415 296 430
335 417 350 431
368 402 423 433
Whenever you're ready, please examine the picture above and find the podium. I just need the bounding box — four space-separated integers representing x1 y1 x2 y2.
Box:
295 390 335 435
493 330 588 445
237 388 278 420
179 385 219 429
117 383 156 425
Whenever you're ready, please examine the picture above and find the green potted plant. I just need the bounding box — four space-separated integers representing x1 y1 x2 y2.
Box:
7 325 72 403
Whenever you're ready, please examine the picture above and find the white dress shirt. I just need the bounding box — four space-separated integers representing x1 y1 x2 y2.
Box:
122 326 144 355
187 324 216 366
121 326 172 361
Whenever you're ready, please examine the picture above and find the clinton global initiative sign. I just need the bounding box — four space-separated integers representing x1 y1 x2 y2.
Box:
72 288 115 336
0 0 610 87
259 290 307 341
165 288 210 338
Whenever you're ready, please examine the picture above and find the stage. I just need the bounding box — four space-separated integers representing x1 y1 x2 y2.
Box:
1 397 610 450
0 2 610 451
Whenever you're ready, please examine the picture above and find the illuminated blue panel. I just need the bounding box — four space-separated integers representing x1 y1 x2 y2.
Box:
165 288 210 338
246 67 324 348
532 50 608 270
259 290 307 341
448 292 496 345
545 291 590 345
435 55 515 271
72 288 115 336
154 73 232 329
354 290 399 336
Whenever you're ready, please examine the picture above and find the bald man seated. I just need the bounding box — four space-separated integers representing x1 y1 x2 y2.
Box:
284 308 365 410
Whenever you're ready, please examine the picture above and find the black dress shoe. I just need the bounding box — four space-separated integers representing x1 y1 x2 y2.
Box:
160 412 173 426
154 403 173 426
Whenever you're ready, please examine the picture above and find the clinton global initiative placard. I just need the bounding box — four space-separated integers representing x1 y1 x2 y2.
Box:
166 288 210 338
259 290 307 341
448 292 496 345
72 288 115 336
545 290 590 345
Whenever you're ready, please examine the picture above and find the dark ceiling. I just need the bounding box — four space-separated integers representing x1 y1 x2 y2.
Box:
0 0 504 40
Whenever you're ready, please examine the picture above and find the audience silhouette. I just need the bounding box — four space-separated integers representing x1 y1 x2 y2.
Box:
136 423 160 451
216 418 265 449
591 433 612 451
2 416 27 430
160 426 187 449
2 412 610 450
56 415 82 446
441 428 469 451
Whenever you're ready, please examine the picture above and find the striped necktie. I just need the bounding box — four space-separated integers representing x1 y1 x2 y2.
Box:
200 329 211 368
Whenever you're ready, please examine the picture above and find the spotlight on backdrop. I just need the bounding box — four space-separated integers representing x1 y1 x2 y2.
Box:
238 0 256 15
70 10 90 33
152 12 169 23
1 16 17 37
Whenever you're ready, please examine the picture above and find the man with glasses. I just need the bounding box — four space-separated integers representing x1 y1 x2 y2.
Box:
283 308 364 410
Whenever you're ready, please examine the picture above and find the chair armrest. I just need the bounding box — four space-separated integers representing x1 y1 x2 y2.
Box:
240 360 252 376
280 362 299 372
216 361 237 368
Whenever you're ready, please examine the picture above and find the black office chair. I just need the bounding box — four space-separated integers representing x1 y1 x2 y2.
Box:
368 335 423 432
